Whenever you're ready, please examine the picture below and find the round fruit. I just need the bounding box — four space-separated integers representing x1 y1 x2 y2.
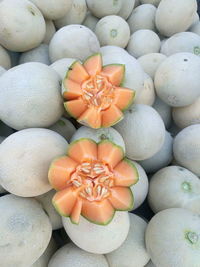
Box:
70 126 125 152
138 53 167 79
145 208 200 267
0 66 6 76
153 97 171 129
86 0 122 18
190 21 200 36
49 25 100 62
0 0 46 52
94 15 130 48
48 242 109 267
114 104 165 160
155 0 197 37
0 128 68 197
0 45 11 69
173 124 200 176
117 0 135 20
36 190 62 230
19 44 50 65
172 97 200 128
83 12 99 31
106 213 150 267
43 20 56 44
62 211 130 254
148 166 200 214
54 0 87 29
0 194 52 267
127 4 157 34
29 0 72 20
140 131 173 174
51 58 76 80
155 53 200 107
127 30 161 58
0 62 63 130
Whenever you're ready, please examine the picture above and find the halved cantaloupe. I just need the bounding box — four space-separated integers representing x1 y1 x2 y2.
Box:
62 53 135 129
49 138 139 225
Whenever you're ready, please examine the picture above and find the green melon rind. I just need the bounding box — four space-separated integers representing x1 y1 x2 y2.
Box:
97 138 125 159
63 101 79 119
83 52 102 66
102 63 125 86
120 89 135 112
81 208 116 226
123 158 139 186
67 137 97 157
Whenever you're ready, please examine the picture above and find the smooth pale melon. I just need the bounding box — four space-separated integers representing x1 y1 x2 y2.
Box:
54 0 87 29
70 126 125 152
0 45 11 69
114 104 165 160
172 97 200 129
49 25 100 62
62 211 130 254
51 58 76 80
127 4 157 34
117 0 135 20
49 117 76 142
0 128 68 197
190 12 200 28
140 0 161 6
153 97 171 129
155 0 197 37
155 53 200 107
145 208 200 267
190 21 200 36
0 194 52 267
130 161 149 210
138 53 167 79
0 136 6 194
0 66 6 76
148 166 200 214
48 242 109 267
19 44 50 65
43 20 56 44
86 0 122 18
36 190 62 230
127 30 161 58
0 0 46 52
161 32 200 56
30 0 72 20
0 62 64 130
140 131 173 174
106 214 150 267
173 125 200 176
83 12 99 31
94 15 130 48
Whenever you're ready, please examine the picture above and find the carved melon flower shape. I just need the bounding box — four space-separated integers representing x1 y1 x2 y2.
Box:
48 138 138 225
62 53 135 129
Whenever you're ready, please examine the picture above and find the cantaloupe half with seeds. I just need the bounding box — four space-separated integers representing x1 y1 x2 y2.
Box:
48 138 138 225
62 53 135 129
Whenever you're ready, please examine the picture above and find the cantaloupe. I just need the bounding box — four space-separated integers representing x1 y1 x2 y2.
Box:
54 0 87 29
117 0 135 20
86 0 122 18
0 45 11 69
172 97 200 129
148 166 200 214
0 128 68 197
19 44 50 65
0 194 52 267
0 0 46 52
140 131 173 174
173 124 200 176
106 213 150 267
48 138 138 225
0 62 64 130
94 15 130 48
48 242 109 267
114 104 165 160
83 12 99 31
153 97 171 129
62 53 135 129
62 211 130 254
43 20 56 44
70 126 125 152
51 58 76 80
155 53 200 107
145 208 200 267
49 25 100 63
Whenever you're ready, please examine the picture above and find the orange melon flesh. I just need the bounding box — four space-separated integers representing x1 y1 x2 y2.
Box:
98 140 124 168
70 199 82 224
114 159 139 187
81 199 115 225
83 53 102 76
64 98 87 118
52 187 77 216
113 87 135 111
109 187 133 210
63 79 82 100
102 104 123 128
67 61 89 84
48 156 78 191
78 107 102 129
101 64 125 86
68 138 97 163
